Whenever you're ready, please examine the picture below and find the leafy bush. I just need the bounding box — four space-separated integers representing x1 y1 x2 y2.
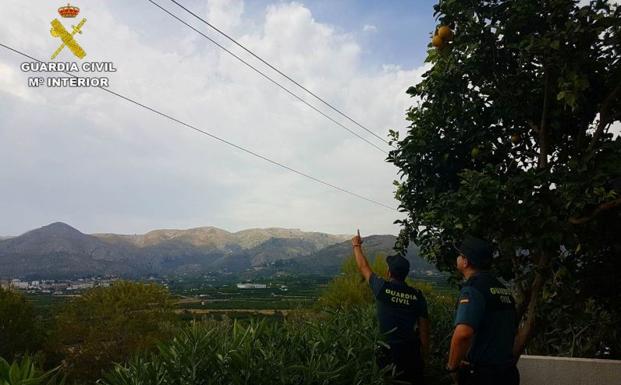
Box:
51 281 177 382
0 287 44 360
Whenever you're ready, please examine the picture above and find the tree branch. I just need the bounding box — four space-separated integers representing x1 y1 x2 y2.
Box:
569 196 621 225
538 68 551 169
587 80 621 152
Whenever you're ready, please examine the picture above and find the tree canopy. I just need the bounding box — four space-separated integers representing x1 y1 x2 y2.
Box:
0 287 43 360
389 0 621 358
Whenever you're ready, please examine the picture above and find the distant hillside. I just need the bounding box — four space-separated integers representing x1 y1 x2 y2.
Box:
0 223 437 279
298 235 436 275
95 227 347 250
0 223 142 279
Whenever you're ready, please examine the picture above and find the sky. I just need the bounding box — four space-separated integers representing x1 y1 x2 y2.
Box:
0 0 439 236
0 1 618 237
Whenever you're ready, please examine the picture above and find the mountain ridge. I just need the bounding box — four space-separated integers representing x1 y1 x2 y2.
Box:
0 222 436 279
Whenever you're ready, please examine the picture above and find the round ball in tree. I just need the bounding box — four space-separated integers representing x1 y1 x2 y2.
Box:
438 26 454 41
471 146 481 159
432 34 446 49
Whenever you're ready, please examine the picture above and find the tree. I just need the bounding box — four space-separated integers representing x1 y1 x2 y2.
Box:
389 0 621 358
52 281 176 381
0 287 43 360
317 254 388 309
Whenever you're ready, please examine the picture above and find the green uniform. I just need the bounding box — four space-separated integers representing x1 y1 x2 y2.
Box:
455 271 519 385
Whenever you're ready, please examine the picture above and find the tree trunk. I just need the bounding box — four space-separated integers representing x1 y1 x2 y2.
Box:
513 252 550 358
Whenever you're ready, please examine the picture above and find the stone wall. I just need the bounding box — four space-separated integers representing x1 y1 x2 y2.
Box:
518 355 621 385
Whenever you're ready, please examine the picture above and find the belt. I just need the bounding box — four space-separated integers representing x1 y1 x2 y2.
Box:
468 362 516 372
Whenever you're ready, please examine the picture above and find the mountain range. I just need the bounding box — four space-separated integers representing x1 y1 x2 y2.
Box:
0 222 436 279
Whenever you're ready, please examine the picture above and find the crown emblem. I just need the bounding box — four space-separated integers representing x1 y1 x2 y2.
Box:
58 3 80 18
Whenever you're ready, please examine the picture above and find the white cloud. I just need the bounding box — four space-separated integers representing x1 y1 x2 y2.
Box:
0 62 45 103
363 24 377 33
0 0 426 236
205 0 245 33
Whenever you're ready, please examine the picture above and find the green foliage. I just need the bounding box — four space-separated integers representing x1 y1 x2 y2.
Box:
99 260 458 385
0 288 43 361
317 255 387 309
389 0 621 358
51 281 177 382
99 309 388 385
0 356 63 385
532 298 618 358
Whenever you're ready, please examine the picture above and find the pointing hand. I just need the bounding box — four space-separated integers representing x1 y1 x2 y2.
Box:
352 229 363 247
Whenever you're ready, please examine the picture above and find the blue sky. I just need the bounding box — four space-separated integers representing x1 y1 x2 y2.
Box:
124 1 439 69
244 0 439 69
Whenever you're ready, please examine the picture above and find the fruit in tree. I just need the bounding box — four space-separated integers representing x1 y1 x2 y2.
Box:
511 133 521 144
432 34 445 48
471 146 481 159
438 26 454 41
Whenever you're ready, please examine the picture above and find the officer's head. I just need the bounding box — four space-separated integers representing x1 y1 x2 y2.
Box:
455 235 494 273
386 255 410 281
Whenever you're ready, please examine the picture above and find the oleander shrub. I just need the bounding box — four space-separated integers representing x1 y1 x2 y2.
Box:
100 307 388 385
0 356 64 385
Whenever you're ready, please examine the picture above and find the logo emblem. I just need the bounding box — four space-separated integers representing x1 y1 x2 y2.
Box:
50 3 87 60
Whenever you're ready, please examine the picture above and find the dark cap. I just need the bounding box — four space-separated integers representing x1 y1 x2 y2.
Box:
386 255 410 278
455 235 494 268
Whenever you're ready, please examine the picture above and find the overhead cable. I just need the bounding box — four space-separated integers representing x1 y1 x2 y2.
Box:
0 42 397 212
146 0 389 155
167 0 392 147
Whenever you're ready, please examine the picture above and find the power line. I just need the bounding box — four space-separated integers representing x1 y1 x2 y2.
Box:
166 0 392 147
146 0 389 155
0 42 397 212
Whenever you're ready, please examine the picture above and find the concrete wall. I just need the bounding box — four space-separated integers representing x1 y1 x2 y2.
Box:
518 355 621 385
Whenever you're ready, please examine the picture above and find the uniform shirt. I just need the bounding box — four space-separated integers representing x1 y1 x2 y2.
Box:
369 273 428 344
454 271 517 366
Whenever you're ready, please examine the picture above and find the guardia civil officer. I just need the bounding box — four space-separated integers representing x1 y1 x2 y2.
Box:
446 236 519 385
352 230 430 385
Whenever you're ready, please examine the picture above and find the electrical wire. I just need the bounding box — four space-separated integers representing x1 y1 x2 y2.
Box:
0 42 397 212
166 0 392 147
146 0 389 155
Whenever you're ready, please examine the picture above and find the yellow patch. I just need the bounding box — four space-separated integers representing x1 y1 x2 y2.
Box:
459 298 470 304
50 18 87 60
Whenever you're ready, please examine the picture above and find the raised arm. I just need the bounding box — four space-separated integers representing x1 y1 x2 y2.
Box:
352 229 372 282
